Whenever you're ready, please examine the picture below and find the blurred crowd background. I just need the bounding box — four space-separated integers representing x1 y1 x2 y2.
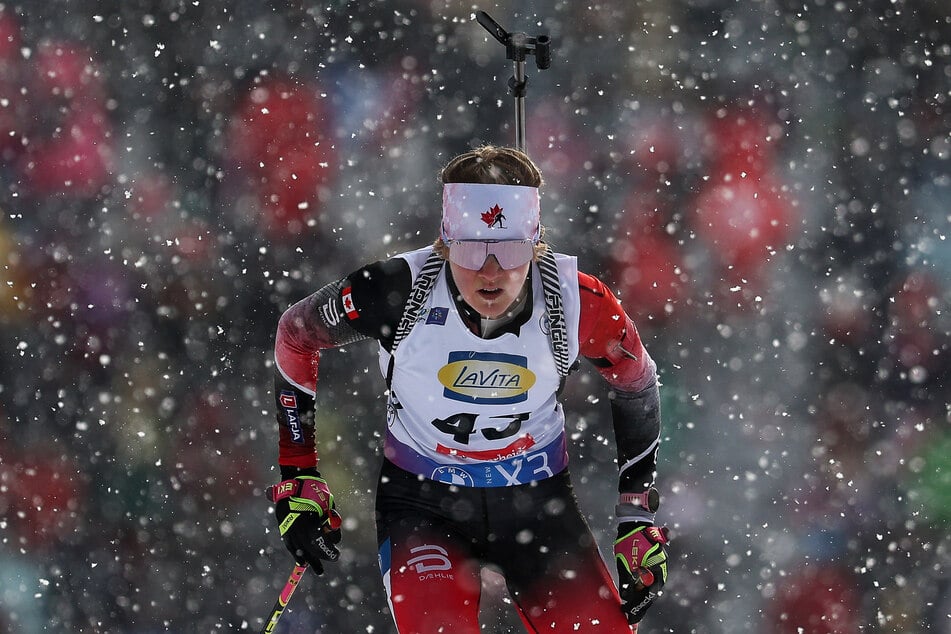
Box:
1 1 949 632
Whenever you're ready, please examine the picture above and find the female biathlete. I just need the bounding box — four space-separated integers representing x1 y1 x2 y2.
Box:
267 146 670 632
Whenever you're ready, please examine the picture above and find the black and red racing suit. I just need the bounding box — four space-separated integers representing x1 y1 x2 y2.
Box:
272 251 662 633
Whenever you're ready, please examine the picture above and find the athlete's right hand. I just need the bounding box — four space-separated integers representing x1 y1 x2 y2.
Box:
268 474 342 574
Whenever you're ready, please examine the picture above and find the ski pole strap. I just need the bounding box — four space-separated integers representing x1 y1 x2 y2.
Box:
386 249 444 388
537 247 570 378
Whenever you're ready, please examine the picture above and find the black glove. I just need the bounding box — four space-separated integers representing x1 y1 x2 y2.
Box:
614 523 670 624
268 474 342 574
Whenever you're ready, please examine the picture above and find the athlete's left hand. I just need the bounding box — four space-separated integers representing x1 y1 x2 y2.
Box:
614 523 670 624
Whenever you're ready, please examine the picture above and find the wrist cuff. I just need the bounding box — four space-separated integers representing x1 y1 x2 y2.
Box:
279 465 321 480
270 478 301 503
271 476 333 509
616 503 655 525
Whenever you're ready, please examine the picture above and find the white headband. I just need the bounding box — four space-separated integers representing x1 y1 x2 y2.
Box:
441 183 541 242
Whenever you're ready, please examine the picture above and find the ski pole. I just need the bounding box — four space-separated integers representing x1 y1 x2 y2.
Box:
261 564 307 633
475 10 551 152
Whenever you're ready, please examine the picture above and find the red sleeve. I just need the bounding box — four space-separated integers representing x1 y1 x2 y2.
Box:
275 301 327 394
271 259 409 470
272 279 365 470
273 300 327 469
577 272 656 392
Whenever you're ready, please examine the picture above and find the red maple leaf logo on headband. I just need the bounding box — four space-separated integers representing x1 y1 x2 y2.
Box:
481 204 506 228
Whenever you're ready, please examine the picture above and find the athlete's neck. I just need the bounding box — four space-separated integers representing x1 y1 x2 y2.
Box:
480 282 529 338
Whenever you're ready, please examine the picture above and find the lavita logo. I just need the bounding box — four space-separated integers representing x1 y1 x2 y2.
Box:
437 351 535 405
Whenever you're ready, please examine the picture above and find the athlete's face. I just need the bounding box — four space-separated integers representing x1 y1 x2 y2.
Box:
449 255 530 319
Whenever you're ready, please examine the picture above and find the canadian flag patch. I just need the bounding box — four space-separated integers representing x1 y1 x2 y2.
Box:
342 286 359 320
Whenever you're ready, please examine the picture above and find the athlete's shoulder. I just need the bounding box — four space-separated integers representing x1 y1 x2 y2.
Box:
577 270 614 300
343 246 443 339
576 270 628 351
346 255 412 291
342 253 415 335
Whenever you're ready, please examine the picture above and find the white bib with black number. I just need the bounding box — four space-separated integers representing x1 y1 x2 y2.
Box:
379 247 580 487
